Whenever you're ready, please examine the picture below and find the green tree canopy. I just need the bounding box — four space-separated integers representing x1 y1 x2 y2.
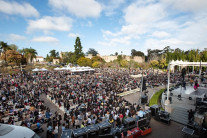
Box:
49 49 59 58
131 49 145 57
92 61 102 68
45 49 59 62
77 57 92 67
9 44 18 51
150 60 159 68
86 48 98 56
91 56 105 63
120 60 128 68
74 37 84 63
0 41 12 65
61 52 76 64
6 50 24 67
128 60 139 69
117 55 123 63
159 59 168 69
19 47 37 64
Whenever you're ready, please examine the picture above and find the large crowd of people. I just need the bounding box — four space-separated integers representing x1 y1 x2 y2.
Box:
0 68 186 137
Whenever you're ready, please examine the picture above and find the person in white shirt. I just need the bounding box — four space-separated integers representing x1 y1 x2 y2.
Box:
53 125 58 138
87 117 91 125
114 114 118 121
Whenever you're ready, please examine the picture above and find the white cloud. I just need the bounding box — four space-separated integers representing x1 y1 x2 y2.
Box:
27 16 72 33
121 25 147 36
32 36 59 43
9 34 26 41
87 21 93 27
124 3 166 25
151 31 171 38
0 0 39 17
143 38 195 53
49 0 102 18
99 36 131 47
100 1 167 48
161 0 207 13
81 21 93 27
102 0 125 16
68 33 80 38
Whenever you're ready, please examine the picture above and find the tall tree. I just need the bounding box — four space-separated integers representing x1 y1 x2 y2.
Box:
0 41 11 65
147 49 162 61
9 44 18 51
131 49 145 57
20 47 37 64
6 50 23 67
200 50 207 62
61 52 76 64
74 37 84 63
86 48 98 56
49 49 59 58
117 55 123 63
45 50 59 62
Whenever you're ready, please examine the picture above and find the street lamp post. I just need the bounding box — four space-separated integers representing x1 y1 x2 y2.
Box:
139 72 143 105
165 63 171 105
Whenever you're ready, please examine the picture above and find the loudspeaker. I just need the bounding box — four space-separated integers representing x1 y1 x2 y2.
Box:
141 95 148 104
61 129 72 138
72 127 88 138
86 124 99 138
98 121 111 135
110 128 122 138
150 105 160 116
99 134 113 138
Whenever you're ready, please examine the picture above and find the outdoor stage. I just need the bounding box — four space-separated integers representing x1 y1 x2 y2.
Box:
161 85 207 125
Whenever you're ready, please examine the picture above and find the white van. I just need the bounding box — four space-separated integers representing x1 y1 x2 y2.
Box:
0 124 40 138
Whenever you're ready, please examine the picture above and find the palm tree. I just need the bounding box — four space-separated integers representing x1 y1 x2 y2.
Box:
20 47 37 64
0 41 11 66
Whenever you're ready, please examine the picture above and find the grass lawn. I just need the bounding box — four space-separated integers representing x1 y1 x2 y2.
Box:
149 89 165 107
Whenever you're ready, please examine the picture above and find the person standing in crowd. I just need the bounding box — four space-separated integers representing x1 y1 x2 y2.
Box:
194 80 199 91
0 68 184 138
187 109 194 123
53 124 58 138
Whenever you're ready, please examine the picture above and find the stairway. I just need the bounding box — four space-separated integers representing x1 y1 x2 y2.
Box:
170 106 189 125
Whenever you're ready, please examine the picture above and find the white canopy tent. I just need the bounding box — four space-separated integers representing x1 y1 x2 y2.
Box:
131 74 147 78
56 66 95 72
40 68 48 71
32 68 39 72
54 67 61 71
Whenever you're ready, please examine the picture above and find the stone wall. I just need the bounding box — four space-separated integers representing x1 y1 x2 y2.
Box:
86 54 144 63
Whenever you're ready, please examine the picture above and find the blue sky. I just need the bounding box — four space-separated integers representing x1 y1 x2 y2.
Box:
0 0 207 57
